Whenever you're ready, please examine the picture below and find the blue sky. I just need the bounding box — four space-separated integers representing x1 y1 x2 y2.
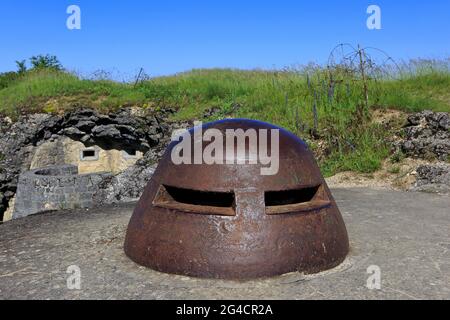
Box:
0 0 449 77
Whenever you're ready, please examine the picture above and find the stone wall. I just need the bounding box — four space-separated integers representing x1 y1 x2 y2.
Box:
12 165 111 220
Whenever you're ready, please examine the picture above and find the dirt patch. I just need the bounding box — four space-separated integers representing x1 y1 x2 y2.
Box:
371 108 407 126
326 157 436 190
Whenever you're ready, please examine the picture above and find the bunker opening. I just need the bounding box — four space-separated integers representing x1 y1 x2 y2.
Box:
265 185 321 206
82 149 96 158
153 185 235 216
265 185 331 215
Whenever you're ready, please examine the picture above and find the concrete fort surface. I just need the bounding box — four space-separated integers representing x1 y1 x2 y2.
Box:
0 188 449 300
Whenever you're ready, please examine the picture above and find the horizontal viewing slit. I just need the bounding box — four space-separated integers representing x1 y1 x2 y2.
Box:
164 185 235 207
265 185 330 215
82 150 95 158
265 186 320 206
153 185 236 216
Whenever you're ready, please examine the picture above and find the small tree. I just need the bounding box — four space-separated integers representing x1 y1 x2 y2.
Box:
15 60 27 74
30 54 62 71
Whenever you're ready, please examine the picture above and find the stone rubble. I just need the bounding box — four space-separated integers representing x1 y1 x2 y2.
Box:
412 163 450 194
394 110 450 194
398 110 450 161
92 151 159 205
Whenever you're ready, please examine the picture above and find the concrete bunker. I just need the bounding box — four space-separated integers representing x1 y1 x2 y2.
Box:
0 107 168 223
3 135 146 221
9 165 111 220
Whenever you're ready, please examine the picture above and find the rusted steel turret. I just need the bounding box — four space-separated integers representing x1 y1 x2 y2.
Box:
124 119 349 279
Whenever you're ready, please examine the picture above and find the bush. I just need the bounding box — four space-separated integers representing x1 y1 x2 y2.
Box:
30 54 62 71
0 72 20 90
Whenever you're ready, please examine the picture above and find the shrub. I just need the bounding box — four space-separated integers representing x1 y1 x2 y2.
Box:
0 72 20 90
30 54 62 71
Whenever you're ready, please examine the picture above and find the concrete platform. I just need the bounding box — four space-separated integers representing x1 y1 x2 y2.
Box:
0 188 449 300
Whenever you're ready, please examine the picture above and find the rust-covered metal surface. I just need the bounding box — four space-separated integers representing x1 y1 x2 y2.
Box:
124 119 349 280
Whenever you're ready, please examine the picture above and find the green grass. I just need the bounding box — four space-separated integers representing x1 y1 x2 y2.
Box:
1 66 449 119
319 124 391 177
0 62 449 177
375 73 450 112
0 70 148 115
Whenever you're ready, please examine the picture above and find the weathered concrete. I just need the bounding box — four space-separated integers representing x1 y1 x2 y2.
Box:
30 136 144 175
0 188 449 300
12 165 110 220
